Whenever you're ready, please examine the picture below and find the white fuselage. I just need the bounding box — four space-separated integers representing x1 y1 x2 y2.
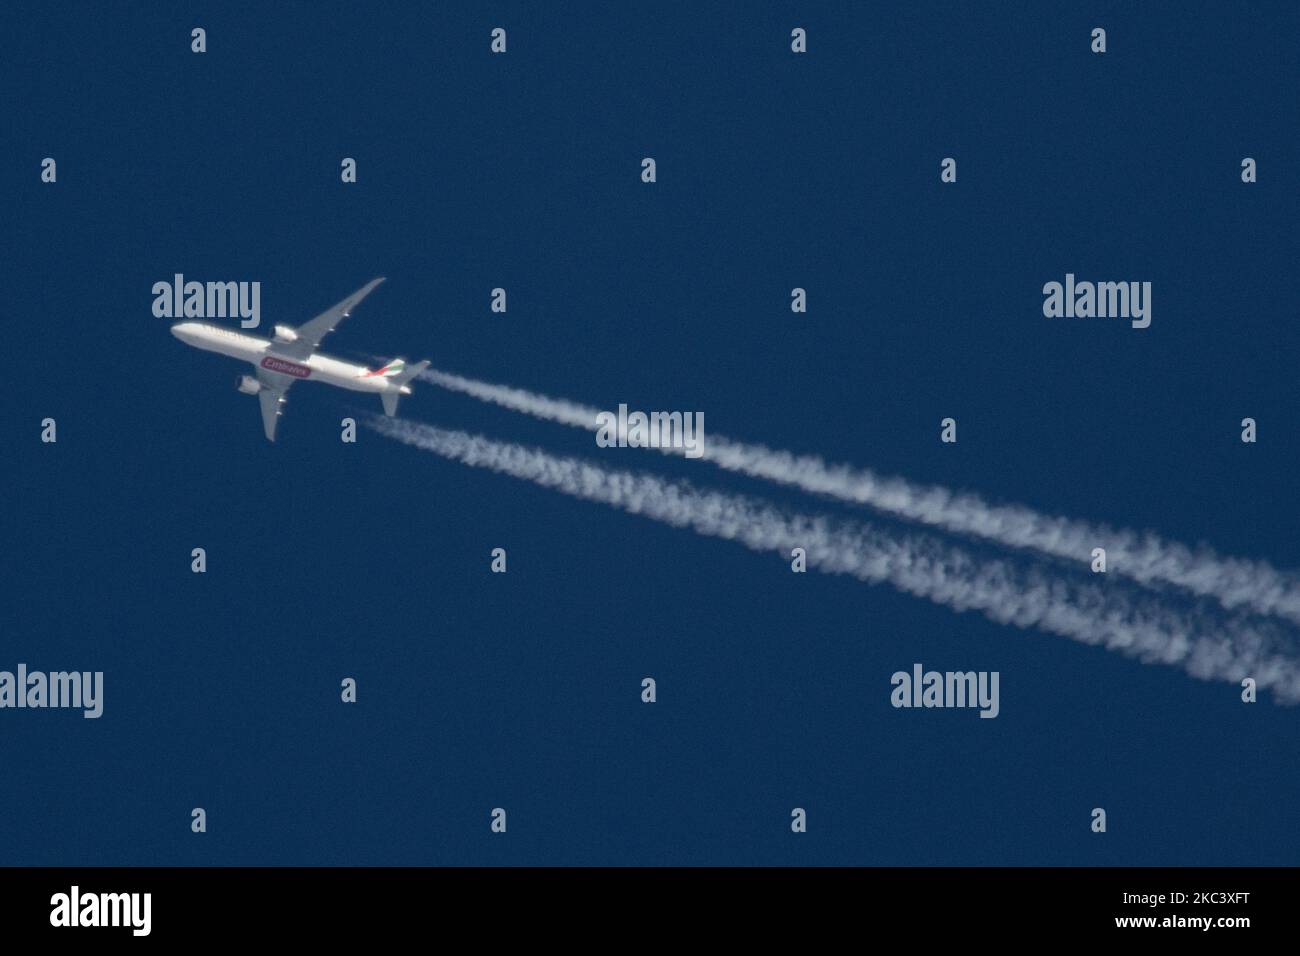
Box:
170 321 401 395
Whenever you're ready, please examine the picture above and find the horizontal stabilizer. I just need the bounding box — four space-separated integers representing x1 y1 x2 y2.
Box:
379 359 430 417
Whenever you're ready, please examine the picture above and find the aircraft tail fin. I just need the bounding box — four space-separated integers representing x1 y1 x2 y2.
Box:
392 359 430 386
379 359 430 417
367 358 406 378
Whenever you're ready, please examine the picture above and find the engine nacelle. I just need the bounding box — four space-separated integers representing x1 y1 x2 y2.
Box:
237 375 262 395
274 325 299 343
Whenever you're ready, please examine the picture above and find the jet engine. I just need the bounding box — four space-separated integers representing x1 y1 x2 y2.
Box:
237 375 262 395
274 325 299 343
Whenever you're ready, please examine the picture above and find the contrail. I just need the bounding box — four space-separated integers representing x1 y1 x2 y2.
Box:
420 368 1300 626
367 413 1300 701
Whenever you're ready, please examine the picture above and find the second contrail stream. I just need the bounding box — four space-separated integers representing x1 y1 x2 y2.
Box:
367 413 1300 701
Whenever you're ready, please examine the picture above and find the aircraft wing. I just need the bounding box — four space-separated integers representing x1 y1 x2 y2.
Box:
255 366 293 441
257 385 288 441
277 277 386 360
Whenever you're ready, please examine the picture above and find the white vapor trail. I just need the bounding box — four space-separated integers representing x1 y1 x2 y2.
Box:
420 368 1300 626
367 414 1300 701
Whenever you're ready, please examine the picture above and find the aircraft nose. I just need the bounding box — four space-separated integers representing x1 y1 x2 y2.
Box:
171 322 195 341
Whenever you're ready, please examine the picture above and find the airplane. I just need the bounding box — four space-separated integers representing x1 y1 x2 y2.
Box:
169 277 428 441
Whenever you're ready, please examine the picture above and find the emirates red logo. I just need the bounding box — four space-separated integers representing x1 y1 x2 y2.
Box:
261 356 311 378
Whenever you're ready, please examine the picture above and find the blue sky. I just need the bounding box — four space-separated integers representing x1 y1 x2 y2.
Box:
5 3 1298 865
